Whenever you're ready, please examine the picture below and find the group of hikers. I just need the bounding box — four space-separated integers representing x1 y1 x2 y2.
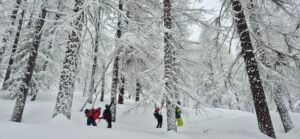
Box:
84 101 113 128
84 100 184 129
153 102 184 128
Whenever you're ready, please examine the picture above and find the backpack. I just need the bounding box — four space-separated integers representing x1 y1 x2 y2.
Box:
92 109 101 120
175 107 181 119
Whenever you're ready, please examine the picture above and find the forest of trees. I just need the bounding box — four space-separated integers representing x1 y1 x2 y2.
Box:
0 0 300 138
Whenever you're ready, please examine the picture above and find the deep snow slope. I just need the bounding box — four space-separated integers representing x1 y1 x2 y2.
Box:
0 91 299 139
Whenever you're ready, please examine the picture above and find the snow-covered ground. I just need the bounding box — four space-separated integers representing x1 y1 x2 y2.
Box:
0 91 299 139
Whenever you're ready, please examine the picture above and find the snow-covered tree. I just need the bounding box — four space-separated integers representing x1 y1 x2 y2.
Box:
53 0 84 119
163 0 177 132
231 0 275 138
87 6 101 104
11 0 48 122
2 2 25 89
0 0 22 64
245 0 294 133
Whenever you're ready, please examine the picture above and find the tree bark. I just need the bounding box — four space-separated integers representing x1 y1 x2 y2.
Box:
2 8 26 89
135 79 141 102
100 61 105 101
30 81 38 101
10 1 47 122
118 76 125 104
163 0 177 132
111 55 119 122
110 0 124 122
53 0 84 119
274 84 294 132
231 0 275 138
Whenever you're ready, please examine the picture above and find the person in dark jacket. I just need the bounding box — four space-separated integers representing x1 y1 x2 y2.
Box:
154 104 163 128
102 101 113 128
175 106 183 127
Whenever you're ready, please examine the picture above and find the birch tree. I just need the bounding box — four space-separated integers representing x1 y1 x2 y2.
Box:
110 0 126 122
87 7 101 104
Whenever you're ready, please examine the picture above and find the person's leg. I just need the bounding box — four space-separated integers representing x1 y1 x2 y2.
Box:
87 119 90 126
87 118 92 126
92 120 97 126
178 118 183 127
156 119 159 128
158 120 162 128
158 116 162 128
107 120 112 128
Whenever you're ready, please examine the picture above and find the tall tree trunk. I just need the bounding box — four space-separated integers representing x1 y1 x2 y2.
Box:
231 0 275 138
100 61 105 102
163 0 177 132
0 0 22 64
111 55 119 122
10 1 47 122
53 0 84 119
274 84 294 132
88 7 102 103
246 0 294 133
110 0 124 122
135 79 140 102
116 0 132 105
87 36 99 104
2 8 26 89
118 76 125 104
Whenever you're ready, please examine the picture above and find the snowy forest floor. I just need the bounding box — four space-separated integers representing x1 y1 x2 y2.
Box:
0 90 299 139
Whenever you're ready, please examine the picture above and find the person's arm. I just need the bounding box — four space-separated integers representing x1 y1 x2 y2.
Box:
108 98 114 109
159 101 165 112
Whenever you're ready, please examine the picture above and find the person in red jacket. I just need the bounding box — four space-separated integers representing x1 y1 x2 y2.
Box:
85 107 101 126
